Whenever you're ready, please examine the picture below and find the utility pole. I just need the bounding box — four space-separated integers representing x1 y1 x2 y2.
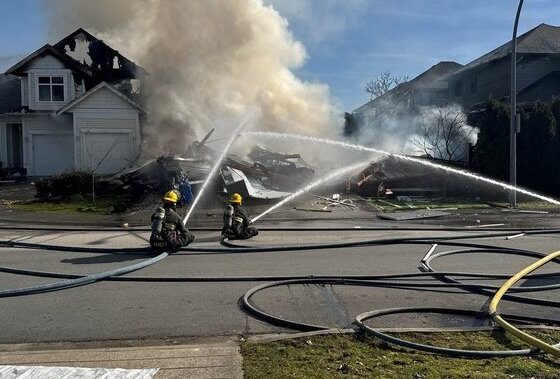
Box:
510 0 524 208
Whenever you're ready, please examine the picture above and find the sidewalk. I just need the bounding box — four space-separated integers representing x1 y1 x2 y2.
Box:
0 338 243 379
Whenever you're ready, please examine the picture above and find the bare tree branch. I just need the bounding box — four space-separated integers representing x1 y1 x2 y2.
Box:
364 71 409 101
409 106 474 162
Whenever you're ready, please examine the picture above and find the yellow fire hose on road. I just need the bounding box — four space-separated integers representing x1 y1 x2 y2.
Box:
489 250 560 357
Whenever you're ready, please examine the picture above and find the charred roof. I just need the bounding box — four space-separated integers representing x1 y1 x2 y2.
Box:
53 28 148 83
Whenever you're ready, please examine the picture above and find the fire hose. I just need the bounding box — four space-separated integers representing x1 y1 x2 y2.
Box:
489 250 560 357
1 227 560 358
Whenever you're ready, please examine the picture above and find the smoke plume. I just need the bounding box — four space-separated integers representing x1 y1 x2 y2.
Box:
352 103 477 162
43 0 340 158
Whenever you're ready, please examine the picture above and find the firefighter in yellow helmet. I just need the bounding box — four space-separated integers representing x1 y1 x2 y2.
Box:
222 193 258 239
150 190 195 251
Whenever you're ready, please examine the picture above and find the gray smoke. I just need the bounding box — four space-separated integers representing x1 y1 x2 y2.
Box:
43 0 341 158
353 103 477 162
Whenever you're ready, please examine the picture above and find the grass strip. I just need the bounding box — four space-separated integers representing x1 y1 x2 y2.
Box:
241 331 560 378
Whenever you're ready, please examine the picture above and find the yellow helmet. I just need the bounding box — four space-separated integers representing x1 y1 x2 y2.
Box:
229 193 242 204
163 190 179 203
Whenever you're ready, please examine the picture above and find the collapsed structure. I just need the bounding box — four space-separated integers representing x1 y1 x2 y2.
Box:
114 130 315 205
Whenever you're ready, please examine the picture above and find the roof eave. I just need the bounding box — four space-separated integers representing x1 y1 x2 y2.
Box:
5 44 92 77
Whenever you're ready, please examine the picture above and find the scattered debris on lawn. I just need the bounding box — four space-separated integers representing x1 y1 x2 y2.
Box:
378 210 450 221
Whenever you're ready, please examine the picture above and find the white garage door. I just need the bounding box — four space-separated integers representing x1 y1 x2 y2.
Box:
81 131 133 174
32 133 74 176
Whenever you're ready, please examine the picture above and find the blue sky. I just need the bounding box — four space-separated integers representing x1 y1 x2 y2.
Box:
2 0 560 111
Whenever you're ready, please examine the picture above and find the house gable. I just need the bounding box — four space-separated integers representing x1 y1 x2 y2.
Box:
57 82 145 115
68 86 138 112
6 44 91 78
5 47 86 112
26 55 66 70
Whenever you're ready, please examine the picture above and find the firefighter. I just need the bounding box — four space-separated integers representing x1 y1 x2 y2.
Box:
150 190 195 251
222 193 258 240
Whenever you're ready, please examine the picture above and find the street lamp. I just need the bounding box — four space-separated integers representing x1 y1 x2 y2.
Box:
510 0 524 208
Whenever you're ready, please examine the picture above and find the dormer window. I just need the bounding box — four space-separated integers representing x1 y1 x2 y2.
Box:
38 76 65 101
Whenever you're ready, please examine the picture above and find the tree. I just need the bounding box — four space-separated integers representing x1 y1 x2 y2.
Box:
410 106 475 162
471 100 510 181
364 71 409 101
548 96 560 192
518 101 556 194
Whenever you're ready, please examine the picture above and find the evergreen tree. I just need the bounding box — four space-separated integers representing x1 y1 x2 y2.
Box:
471 101 510 181
518 101 556 194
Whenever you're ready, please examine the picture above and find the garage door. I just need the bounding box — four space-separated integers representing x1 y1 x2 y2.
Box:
81 131 133 174
32 134 74 176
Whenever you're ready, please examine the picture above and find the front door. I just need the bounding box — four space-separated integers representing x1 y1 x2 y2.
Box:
6 124 23 168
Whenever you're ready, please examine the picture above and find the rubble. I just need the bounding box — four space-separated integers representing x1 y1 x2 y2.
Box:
248 146 315 191
348 155 472 199
111 133 315 208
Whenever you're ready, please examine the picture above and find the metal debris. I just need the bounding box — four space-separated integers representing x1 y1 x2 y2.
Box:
378 210 450 221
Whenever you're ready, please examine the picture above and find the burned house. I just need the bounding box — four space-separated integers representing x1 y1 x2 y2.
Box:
0 28 146 176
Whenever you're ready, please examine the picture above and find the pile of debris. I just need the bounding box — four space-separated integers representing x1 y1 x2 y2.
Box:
112 130 315 208
348 155 472 199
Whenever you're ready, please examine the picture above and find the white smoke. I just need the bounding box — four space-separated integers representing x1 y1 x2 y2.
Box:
43 0 341 158
353 102 477 162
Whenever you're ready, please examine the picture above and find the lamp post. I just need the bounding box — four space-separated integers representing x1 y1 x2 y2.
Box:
510 0 524 208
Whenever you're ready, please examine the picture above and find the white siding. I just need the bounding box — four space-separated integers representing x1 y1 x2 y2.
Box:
72 87 138 111
22 54 76 111
27 55 66 70
23 114 74 175
74 115 139 174
21 76 29 106
27 70 74 111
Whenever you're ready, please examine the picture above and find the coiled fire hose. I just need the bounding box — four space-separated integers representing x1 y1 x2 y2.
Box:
489 250 560 357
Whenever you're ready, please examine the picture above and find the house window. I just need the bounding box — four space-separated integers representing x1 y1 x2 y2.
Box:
38 76 65 101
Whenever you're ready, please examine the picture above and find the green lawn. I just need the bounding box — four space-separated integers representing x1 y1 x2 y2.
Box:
241 331 560 378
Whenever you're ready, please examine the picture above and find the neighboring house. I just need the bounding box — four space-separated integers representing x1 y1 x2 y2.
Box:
0 28 147 176
345 61 462 136
448 23 560 110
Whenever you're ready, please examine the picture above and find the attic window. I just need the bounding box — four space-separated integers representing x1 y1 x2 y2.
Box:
38 76 65 102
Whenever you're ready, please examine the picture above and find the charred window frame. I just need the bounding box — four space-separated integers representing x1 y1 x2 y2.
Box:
38 76 65 102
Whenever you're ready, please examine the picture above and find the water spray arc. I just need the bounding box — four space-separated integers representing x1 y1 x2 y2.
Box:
251 159 373 223
183 115 252 225
245 132 560 206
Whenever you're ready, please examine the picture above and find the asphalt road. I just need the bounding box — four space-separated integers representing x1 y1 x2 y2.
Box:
0 221 559 344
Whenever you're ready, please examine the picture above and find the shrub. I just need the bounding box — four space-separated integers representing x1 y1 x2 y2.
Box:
34 170 93 199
